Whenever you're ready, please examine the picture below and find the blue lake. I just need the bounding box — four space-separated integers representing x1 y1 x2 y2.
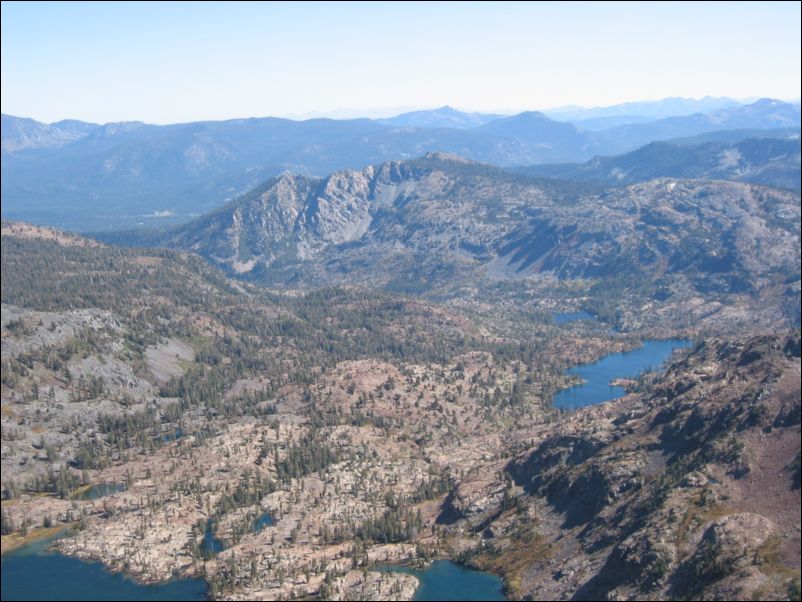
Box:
252 512 273 533
160 428 184 443
201 518 223 557
552 339 693 410
75 483 126 500
0 536 207 601
379 559 506 601
554 310 597 325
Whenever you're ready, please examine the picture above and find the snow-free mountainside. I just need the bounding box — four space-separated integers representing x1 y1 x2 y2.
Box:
2 96 800 602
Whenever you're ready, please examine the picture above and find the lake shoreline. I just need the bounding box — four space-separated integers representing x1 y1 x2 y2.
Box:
552 338 693 410
1 533 210 601
0 524 70 556
377 557 508 601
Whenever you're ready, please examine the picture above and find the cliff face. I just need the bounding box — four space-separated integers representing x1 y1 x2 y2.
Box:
454 332 801 601
161 155 550 281
161 157 800 288
153 155 800 333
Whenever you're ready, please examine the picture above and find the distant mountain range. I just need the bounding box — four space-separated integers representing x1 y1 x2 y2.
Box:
544 95 746 122
512 133 801 190
593 99 801 153
2 98 799 231
378 97 754 130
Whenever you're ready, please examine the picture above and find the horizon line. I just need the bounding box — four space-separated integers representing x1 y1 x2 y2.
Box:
6 95 801 127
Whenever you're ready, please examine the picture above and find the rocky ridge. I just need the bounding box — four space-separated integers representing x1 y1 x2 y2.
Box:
448 332 801 601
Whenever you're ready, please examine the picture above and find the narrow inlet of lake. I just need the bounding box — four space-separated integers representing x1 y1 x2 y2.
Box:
552 339 692 410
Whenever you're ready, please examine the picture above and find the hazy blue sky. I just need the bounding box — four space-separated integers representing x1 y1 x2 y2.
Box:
2 1 800 124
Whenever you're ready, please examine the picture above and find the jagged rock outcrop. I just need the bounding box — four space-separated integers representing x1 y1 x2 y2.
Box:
325 570 419 601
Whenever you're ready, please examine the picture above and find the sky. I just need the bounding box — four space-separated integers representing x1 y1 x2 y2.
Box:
1 1 800 124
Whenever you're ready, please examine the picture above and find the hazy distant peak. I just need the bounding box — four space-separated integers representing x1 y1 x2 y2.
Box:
513 110 550 119
545 96 745 122
753 98 784 107
376 106 503 129
91 121 148 135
